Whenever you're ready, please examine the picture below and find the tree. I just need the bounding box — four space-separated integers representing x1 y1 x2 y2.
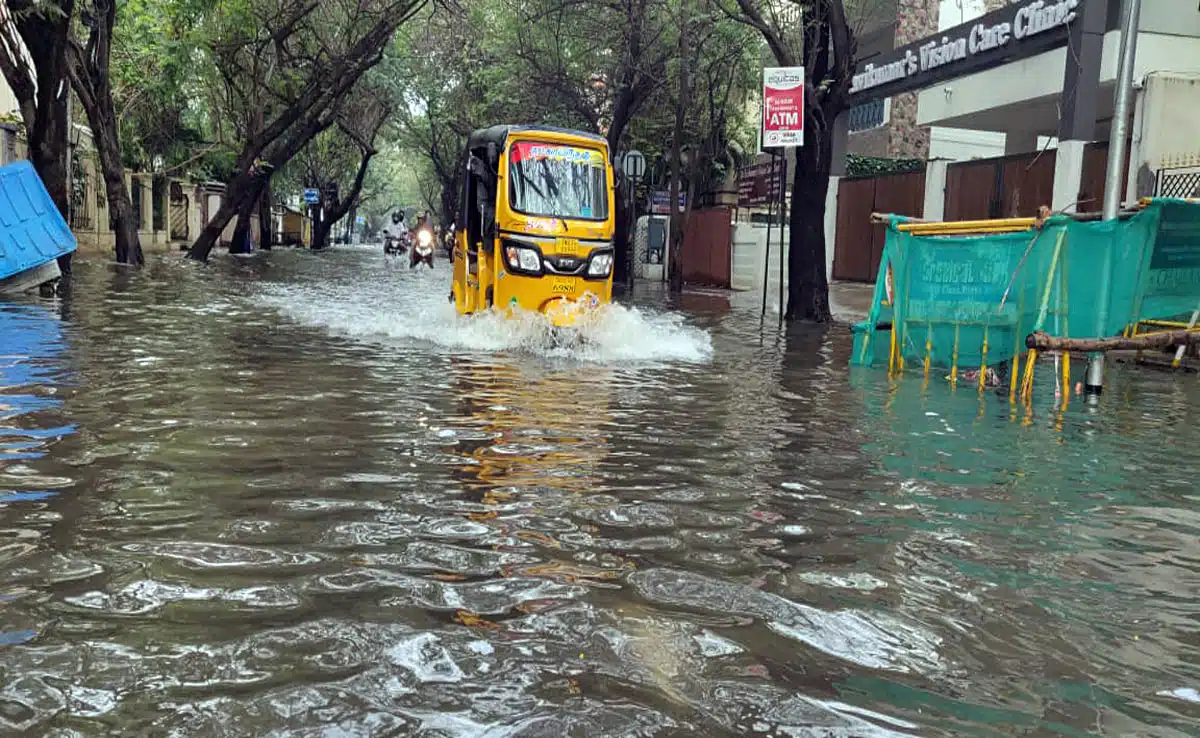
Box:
186 0 427 261
67 0 144 265
722 0 856 322
307 91 391 250
654 0 755 291
0 0 77 276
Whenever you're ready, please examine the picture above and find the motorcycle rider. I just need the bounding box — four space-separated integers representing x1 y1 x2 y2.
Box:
410 211 435 269
382 210 406 254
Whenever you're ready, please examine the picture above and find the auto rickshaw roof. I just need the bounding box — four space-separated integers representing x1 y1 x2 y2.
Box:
467 125 608 152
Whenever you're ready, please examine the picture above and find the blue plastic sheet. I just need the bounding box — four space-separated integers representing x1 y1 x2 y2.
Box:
0 161 76 280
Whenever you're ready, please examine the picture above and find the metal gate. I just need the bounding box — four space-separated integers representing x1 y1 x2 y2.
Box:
681 207 733 287
170 197 189 240
832 169 925 283
944 142 1120 220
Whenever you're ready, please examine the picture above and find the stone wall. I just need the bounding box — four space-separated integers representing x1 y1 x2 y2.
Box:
886 0 940 158
846 0 941 160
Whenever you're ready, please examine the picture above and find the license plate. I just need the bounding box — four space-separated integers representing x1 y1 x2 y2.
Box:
555 237 583 256
551 280 576 294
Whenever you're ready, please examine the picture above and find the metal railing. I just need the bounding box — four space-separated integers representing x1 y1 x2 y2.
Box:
1155 166 1200 199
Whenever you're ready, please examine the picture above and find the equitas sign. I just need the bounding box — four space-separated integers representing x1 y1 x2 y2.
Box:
850 0 1082 99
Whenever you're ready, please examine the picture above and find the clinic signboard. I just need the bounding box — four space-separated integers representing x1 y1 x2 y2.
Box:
849 0 1093 103
762 66 805 148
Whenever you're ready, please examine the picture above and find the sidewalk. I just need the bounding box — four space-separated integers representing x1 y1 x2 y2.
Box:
830 281 874 323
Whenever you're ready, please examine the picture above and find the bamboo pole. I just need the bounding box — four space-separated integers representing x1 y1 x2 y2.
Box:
1021 230 1067 400
979 326 990 392
950 323 960 385
1026 330 1200 352
1060 237 1071 399
924 322 932 378
1172 302 1200 368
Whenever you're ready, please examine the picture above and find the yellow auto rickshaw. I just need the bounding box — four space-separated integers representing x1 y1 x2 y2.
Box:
450 125 616 327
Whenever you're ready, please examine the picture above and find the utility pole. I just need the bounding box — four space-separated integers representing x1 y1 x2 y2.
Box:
1088 0 1142 397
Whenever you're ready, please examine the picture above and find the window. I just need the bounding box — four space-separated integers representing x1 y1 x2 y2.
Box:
508 141 608 221
848 98 891 133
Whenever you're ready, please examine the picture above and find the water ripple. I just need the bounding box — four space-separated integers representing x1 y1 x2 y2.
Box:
0 251 1195 735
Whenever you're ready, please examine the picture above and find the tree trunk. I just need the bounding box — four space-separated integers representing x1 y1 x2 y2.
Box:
191 195 242 259
312 219 334 251
258 183 273 250
230 195 257 253
104 166 141 265
6 1 76 277
92 117 142 265
784 120 833 323
667 0 689 293
315 149 373 251
66 0 142 265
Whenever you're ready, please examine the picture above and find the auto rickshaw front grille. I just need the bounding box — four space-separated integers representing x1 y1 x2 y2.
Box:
544 256 586 275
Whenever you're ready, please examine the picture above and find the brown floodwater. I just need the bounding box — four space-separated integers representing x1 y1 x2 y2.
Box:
0 245 1197 737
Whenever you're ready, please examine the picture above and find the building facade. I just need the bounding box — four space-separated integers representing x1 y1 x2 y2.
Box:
825 0 1200 283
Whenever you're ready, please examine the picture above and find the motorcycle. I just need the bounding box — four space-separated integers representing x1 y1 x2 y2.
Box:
384 230 410 256
411 228 435 269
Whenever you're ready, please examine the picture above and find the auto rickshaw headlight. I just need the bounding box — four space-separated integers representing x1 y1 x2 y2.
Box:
587 251 613 277
504 244 542 274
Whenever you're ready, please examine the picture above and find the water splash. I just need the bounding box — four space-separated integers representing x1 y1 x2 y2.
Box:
254 257 712 364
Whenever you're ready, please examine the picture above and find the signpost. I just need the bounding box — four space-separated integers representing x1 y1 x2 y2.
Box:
763 66 805 148
737 160 787 208
761 66 805 319
622 150 646 180
622 151 646 287
303 189 320 205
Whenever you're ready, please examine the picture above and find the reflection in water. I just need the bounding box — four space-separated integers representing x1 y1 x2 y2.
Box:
0 247 1197 736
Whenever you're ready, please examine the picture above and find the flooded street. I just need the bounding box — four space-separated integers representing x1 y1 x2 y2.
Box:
1 245 1198 736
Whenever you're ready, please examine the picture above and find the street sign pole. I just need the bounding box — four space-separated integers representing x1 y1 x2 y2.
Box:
622 150 647 289
778 154 788 321
761 66 805 321
762 152 776 318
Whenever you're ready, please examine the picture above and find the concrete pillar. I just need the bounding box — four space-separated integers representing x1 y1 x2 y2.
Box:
1004 131 1040 155
1051 139 1088 213
163 180 174 245
826 111 848 283
825 175 840 283
923 159 948 221
138 174 153 237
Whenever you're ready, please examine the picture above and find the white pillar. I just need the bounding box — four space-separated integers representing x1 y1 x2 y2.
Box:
139 175 153 236
1051 140 1088 213
1005 130 1040 155
1124 84 1146 206
923 160 949 221
824 175 839 283
163 180 173 245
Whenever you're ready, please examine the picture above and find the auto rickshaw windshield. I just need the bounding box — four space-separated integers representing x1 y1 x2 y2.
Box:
508 141 608 222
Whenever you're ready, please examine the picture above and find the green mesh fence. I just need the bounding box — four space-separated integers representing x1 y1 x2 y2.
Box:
851 199 1200 370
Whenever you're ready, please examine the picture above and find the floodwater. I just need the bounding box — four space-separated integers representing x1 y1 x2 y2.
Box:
1 244 1197 737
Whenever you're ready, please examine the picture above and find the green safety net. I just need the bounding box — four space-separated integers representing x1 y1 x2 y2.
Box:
851 199 1200 370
